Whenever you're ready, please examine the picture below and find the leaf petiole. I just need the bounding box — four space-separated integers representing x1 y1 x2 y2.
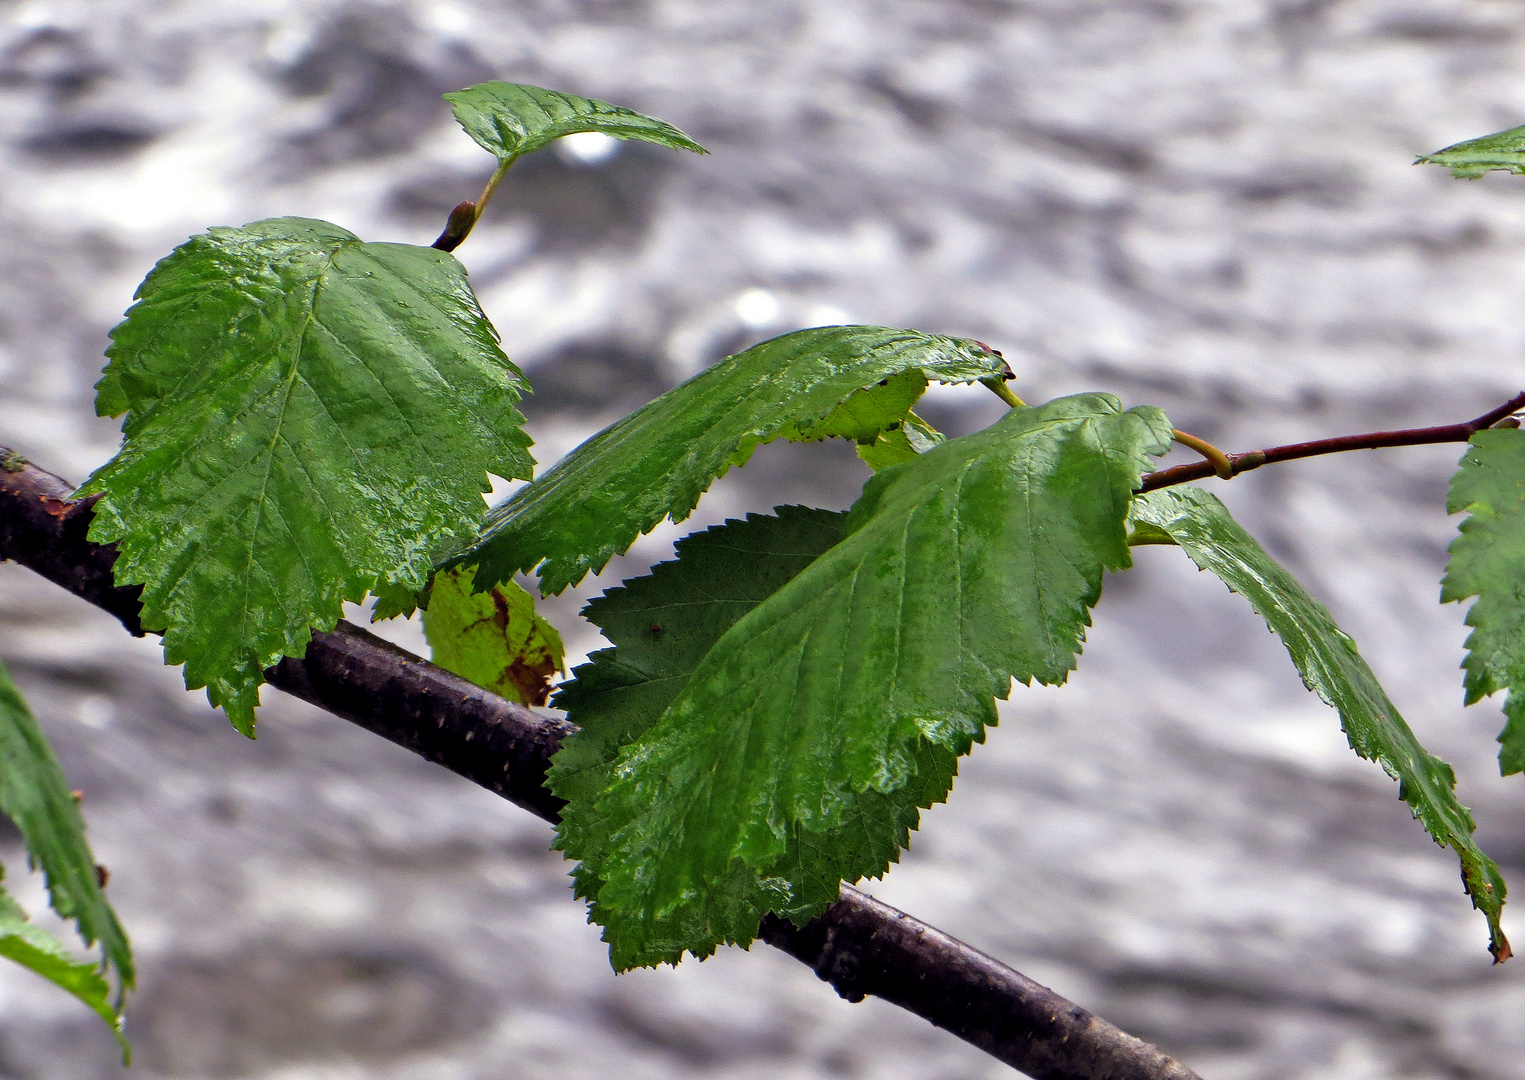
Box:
980 376 1026 408
1171 428 1235 479
474 155 517 223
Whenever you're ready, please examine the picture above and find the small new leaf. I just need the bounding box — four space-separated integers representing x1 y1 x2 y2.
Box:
79 217 533 733
1417 124 1525 179
584 394 1172 968
1132 486 1511 962
463 326 1009 595
1441 428 1525 775
0 882 127 1059
423 567 565 707
0 659 132 1027
445 82 707 165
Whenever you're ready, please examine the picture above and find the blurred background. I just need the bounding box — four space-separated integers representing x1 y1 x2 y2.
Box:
2 0 1525 1077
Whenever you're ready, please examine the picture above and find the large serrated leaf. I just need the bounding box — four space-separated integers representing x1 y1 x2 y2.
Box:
463 326 1010 595
582 394 1172 969
1417 125 1525 179
423 567 565 707
0 882 126 1058
0 659 131 1035
1440 428 1525 776
445 82 707 164
549 507 942 966
1132 485 1511 962
78 217 533 733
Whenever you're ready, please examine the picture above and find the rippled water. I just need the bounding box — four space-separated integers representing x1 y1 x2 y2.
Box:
3 2 1525 1077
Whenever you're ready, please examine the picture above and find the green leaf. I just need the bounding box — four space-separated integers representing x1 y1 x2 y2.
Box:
0 659 131 1051
1440 428 1525 776
0 659 132 1001
422 567 565 707
370 578 429 623
463 326 1010 595
581 394 1172 969
1417 124 1525 179
788 369 929 443
78 217 534 733
549 506 919 965
855 411 944 472
445 82 707 165
1132 485 1511 962
0 880 126 1059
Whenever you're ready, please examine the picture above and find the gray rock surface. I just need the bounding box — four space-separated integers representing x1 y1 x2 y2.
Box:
2 0 1525 1076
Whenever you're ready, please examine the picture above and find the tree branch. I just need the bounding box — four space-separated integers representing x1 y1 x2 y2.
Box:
1137 390 1525 493
0 451 1201 1080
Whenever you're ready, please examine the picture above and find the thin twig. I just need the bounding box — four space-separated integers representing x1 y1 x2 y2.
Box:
1137 391 1525 493
0 453 1202 1080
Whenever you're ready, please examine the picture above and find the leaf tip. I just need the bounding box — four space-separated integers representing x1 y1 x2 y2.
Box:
1493 931 1513 964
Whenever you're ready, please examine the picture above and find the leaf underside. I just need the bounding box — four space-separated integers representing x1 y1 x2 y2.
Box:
79 217 533 733
463 325 1011 595
1417 124 1525 179
0 659 131 1044
1132 486 1510 962
856 410 944 472
445 81 707 163
1441 429 1525 776
422 567 565 707
573 394 1172 969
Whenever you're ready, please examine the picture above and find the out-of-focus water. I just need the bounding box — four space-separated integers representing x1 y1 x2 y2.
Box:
3 1 1525 1077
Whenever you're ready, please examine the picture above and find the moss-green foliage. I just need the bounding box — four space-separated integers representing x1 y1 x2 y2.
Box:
0 660 131 1053
463 325 1009 595
1442 429 1525 777
446 82 707 164
79 217 533 732
1134 486 1510 961
1418 124 1525 179
568 395 1171 968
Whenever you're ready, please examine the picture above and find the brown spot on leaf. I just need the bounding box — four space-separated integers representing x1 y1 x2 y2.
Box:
504 657 556 707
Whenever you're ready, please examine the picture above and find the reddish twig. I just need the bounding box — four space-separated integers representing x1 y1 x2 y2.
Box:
0 452 1201 1080
1137 391 1525 493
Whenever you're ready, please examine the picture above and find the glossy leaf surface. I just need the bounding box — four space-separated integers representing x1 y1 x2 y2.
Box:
582 394 1172 968
0 660 131 1001
445 82 706 164
1133 485 1510 961
464 326 1010 595
1441 428 1525 775
79 217 533 732
423 567 565 707
552 507 879 966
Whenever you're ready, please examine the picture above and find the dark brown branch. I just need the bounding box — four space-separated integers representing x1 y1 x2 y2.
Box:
0 453 1202 1080
1137 390 1525 493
